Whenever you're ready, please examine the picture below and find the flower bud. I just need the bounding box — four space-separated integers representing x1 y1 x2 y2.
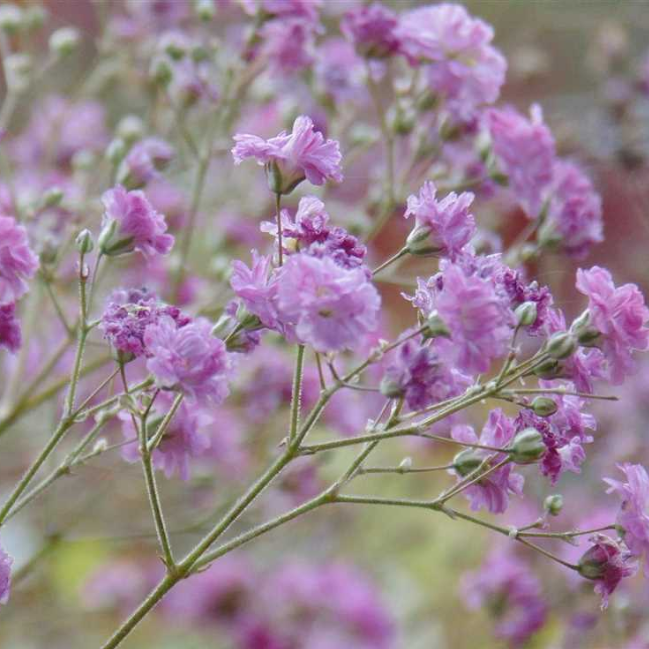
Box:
40 186 64 209
544 494 563 517
23 5 47 31
265 160 304 196
532 358 562 380
423 311 451 339
116 115 144 144
515 301 538 327
406 225 440 256
510 428 546 464
49 27 80 57
150 56 173 87
399 456 413 471
0 4 23 34
537 220 562 248
389 102 416 136
194 0 215 22
453 449 483 477
577 540 616 580
106 138 127 166
71 149 95 171
5 53 31 92
531 396 558 417
545 332 577 360
75 229 95 255
577 327 601 347
379 375 405 400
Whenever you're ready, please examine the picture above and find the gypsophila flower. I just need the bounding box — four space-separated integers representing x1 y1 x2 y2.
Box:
341 3 402 59
404 181 476 259
487 104 556 217
462 549 547 646
261 18 318 75
118 137 174 189
0 542 12 605
275 253 380 353
99 287 190 360
100 185 174 258
604 463 649 572
0 302 21 353
232 115 343 195
451 410 523 514
121 393 210 480
0 216 39 305
577 535 637 609
144 316 232 404
576 266 649 384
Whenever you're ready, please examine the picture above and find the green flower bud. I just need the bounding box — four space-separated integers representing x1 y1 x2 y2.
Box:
71 149 95 171
515 301 538 327
5 53 31 93
116 115 144 144
23 5 47 31
532 358 562 380
545 332 577 360
531 397 558 417
106 138 127 166
423 311 451 339
150 57 173 87
49 27 80 57
544 494 563 517
195 0 216 21
510 428 546 464
379 375 405 400
75 229 95 255
577 327 601 347
40 186 64 209
406 225 443 256
0 4 23 34
453 449 483 478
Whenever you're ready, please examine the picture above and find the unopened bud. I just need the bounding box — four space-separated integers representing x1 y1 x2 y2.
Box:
5 53 31 92
531 397 558 417
75 229 94 255
379 375 405 400
49 27 80 57
71 149 95 171
150 57 173 87
406 225 440 256
545 332 577 360
510 428 546 464
423 311 451 339
41 186 64 209
515 301 538 327
195 0 215 22
23 5 47 31
533 358 562 380
106 138 127 166
544 494 563 516
577 327 601 347
399 457 413 471
453 449 483 477
0 4 23 34
116 115 144 144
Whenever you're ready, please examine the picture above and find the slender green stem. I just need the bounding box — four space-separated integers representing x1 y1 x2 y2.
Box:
436 457 510 505
507 388 618 401
371 247 408 277
359 463 454 475
288 345 305 444
147 393 184 452
275 192 284 267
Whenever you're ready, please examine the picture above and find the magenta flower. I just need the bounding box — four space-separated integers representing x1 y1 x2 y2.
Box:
119 137 174 189
275 253 380 353
577 535 637 609
0 543 11 605
261 195 366 269
232 115 343 194
576 266 649 384
451 410 523 514
261 18 317 75
100 185 174 259
242 0 321 22
404 181 476 259
545 161 603 258
434 261 513 374
230 251 280 330
121 393 210 480
0 216 39 306
381 335 469 411
604 463 649 572
341 3 402 59
100 287 190 360
0 303 21 353
487 104 556 217
462 549 547 646
144 316 232 404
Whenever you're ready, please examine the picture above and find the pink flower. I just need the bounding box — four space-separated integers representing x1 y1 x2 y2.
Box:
397 4 506 121
144 316 231 404
230 251 280 329
232 115 343 194
576 266 649 384
121 393 211 480
577 535 637 609
242 0 321 22
404 181 476 259
100 185 174 259
462 549 547 646
546 161 603 258
341 3 402 59
261 19 317 74
0 216 39 305
0 542 11 605
604 463 649 572
275 253 380 353
435 261 513 374
119 137 174 189
451 410 524 514
487 104 556 217
0 303 21 353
